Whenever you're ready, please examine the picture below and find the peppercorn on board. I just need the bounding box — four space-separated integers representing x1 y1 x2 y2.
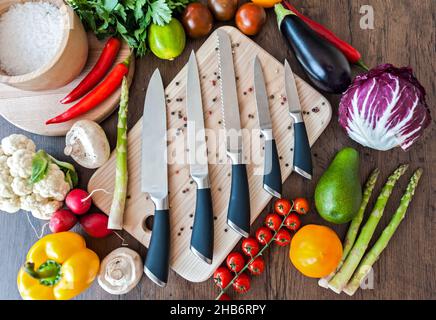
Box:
0 33 135 136
88 27 332 282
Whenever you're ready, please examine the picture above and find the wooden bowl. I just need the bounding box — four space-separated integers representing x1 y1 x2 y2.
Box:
0 0 88 91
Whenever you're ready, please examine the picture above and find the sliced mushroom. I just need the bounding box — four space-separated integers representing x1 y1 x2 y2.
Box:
98 247 143 295
64 120 110 169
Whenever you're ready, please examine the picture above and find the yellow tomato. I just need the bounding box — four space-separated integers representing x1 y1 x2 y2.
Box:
251 0 281 8
290 225 342 278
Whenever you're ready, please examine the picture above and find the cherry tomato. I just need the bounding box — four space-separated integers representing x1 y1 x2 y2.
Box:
242 237 260 257
256 226 273 245
248 256 265 276
265 213 282 231
284 213 301 231
294 197 310 215
218 293 232 300
226 252 245 273
250 0 281 8
207 0 238 21
181 3 213 38
235 3 266 36
275 229 292 247
274 199 292 216
232 273 251 293
213 267 233 289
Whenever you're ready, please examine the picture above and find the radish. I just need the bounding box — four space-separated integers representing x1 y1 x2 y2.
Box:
66 189 92 215
49 209 78 233
80 213 112 238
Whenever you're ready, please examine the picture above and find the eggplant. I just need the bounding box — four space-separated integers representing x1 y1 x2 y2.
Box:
274 3 351 94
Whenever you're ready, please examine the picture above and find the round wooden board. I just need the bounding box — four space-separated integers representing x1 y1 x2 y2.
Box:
0 33 135 136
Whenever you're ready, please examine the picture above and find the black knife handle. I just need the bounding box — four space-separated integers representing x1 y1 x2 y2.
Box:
144 209 170 287
293 122 313 179
263 139 282 198
227 164 250 238
190 188 214 264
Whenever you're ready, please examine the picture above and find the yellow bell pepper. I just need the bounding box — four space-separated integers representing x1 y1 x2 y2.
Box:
17 232 100 300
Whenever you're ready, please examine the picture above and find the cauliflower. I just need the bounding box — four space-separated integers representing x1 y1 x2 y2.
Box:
0 195 21 213
20 193 62 220
7 149 34 178
33 164 70 201
0 171 14 198
1 134 35 155
11 177 33 196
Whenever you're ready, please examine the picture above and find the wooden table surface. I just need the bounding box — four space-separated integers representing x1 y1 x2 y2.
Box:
0 0 434 300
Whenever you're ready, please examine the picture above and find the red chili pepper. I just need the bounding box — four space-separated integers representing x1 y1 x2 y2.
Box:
47 58 130 125
61 37 122 104
283 1 368 70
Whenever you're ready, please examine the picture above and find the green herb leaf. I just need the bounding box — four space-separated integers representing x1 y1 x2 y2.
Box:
48 155 79 188
30 150 49 183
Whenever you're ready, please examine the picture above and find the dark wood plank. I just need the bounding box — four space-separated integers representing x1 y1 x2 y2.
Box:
0 0 434 300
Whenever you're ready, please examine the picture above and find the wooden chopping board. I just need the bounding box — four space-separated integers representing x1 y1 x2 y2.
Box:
88 26 332 283
0 33 135 137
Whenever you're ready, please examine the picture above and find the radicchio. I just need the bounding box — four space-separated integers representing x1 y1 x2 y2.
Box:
339 64 431 151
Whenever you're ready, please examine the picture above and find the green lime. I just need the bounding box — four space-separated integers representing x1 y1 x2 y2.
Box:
148 19 186 60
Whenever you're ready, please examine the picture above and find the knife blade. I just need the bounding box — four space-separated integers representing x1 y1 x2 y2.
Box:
217 29 250 238
186 51 214 264
141 69 170 287
253 56 282 198
284 60 313 180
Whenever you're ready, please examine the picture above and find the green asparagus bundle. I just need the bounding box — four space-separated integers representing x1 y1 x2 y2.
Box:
343 169 423 296
108 77 129 230
328 164 409 293
318 168 380 288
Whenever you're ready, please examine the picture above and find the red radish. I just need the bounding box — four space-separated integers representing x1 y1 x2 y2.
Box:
66 189 92 215
49 209 78 233
80 213 112 238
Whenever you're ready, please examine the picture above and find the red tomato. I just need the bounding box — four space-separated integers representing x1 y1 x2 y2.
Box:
265 213 282 231
232 273 251 293
284 213 301 231
242 237 260 257
256 227 273 245
294 197 310 215
226 252 245 273
218 293 232 300
213 267 233 289
274 199 292 216
248 256 265 276
275 229 292 247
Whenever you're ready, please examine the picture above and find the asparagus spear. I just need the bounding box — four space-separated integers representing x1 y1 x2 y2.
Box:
108 77 129 230
319 168 380 288
343 169 423 296
328 164 409 293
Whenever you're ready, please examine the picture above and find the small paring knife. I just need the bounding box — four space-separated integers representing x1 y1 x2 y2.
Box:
141 69 170 287
217 30 251 238
284 60 313 180
186 51 214 264
253 56 282 199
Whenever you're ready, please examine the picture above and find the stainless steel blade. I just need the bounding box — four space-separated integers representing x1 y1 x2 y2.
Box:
253 56 273 133
141 69 168 202
216 29 242 157
284 60 303 115
187 51 209 183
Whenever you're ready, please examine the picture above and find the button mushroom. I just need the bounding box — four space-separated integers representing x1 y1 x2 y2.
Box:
64 120 110 169
97 247 143 295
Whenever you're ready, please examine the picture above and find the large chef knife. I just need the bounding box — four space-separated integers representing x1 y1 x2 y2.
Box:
187 51 214 264
284 60 313 180
253 56 282 198
217 30 250 238
141 69 170 287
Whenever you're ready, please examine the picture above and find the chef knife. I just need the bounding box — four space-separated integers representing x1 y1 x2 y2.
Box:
217 29 250 238
253 56 282 199
187 51 214 264
141 69 170 287
284 60 313 180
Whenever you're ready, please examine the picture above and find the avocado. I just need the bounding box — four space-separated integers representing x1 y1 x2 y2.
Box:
314 148 362 224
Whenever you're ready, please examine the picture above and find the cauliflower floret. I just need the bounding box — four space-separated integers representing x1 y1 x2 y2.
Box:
7 149 34 178
20 193 62 220
33 164 70 201
1 134 36 155
0 170 14 198
0 195 21 213
0 146 4 157
11 177 33 196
